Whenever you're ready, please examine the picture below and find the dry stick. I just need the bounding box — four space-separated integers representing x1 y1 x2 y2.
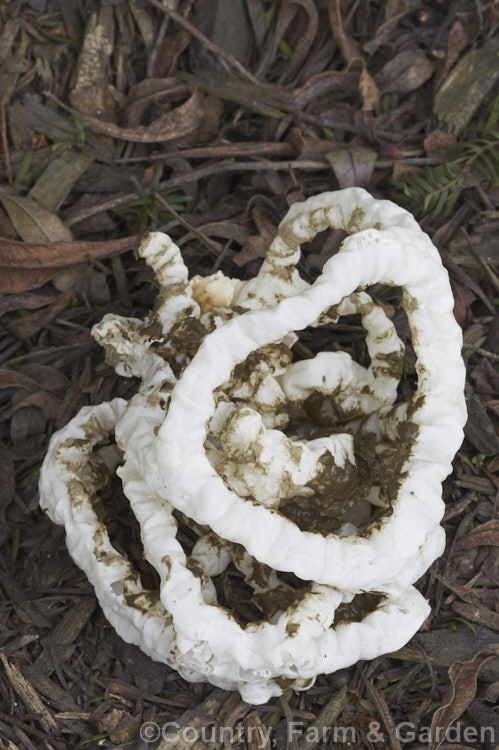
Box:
0 653 58 734
298 685 348 750
65 158 326 226
153 192 222 257
211 239 234 273
358 666 402 750
147 11 169 78
146 0 259 85
1 107 13 185
118 141 296 163
279 693 299 750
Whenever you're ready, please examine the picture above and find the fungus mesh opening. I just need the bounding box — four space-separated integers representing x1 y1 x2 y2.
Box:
90 457 161 593
171 510 312 628
367 284 418 403
172 509 199 556
291 313 371 369
212 559 311 628
300 228 348 282
203 279 420 540
331 592 385 626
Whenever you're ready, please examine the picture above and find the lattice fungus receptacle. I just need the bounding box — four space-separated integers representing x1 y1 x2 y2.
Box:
39 188 466 703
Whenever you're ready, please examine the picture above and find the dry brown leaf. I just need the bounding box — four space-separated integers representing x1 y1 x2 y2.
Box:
10 407 46 444
251 210 276 244
0 234 138 293
20 364 68 391
294 70 359 107
153 28 191 77
327 0 379 111
358 64 380 112
123 77 188 128
0 369 41 392
455 520 499 550
11 391 61 422
434 20 468 92
424 129 456 157
0 191 73 244
173 94 223 147
75 90 213 143
375 48 434 95
0 292 56 318
1 267 55 294
326 145 377 188
9 289 73 340
363 7 410 55
429 644 499 750
272 0 319 84
234 236 268 268
328 0 362 61
451 279 475 326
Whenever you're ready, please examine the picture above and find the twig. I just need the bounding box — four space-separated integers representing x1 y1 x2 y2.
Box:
1 107 13 185
298 685 348 750
65 159 326 226
146 0 259 85
153 192 222 257
279 693 299 750
358 665 402 750
462 344 499 361
118 141 295 163
146 11 169 78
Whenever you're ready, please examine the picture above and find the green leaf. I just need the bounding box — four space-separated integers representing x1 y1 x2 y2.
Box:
73 115 86 143
11 527 20 563
73 733 109 750
278 39 293 60
14 150 33 184
472 453 486 464
391 116 499 218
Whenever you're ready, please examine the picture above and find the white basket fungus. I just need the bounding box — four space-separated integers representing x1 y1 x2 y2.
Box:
39 188 466 703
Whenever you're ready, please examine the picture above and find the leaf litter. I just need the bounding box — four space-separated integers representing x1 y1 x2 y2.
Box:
0 1 498 748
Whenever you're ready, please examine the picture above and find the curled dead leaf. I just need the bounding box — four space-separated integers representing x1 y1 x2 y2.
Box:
429 644 499 750
327 0 379 111
0 234 138 293
72 90 222 145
